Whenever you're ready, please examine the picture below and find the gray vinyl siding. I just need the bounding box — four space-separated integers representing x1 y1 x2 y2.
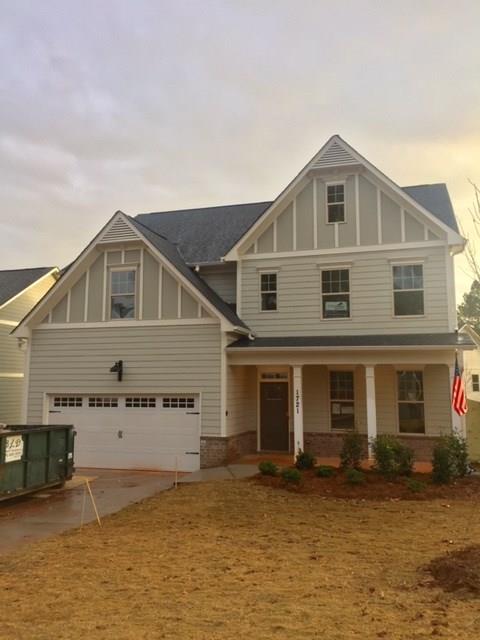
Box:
0 377 23 424
27 324 222 436
302 364 450 436
240 245 449 336
0 324 24 370
199 265 237 305
226 365 257 436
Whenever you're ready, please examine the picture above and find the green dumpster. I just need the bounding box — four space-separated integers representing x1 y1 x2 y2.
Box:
0 424 75 501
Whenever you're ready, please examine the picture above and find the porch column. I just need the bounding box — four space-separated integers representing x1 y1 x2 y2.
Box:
449 362 465 437
365 365 377 457
292 365 304 458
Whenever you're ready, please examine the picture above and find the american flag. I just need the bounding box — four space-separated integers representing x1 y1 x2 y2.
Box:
452 355 468 416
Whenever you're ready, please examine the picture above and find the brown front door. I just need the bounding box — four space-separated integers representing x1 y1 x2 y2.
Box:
260 382 289 451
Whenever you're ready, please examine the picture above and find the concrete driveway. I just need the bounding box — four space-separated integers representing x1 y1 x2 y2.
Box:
0 469 174 553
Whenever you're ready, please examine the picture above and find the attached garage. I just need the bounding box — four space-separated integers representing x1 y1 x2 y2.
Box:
48 394 201 471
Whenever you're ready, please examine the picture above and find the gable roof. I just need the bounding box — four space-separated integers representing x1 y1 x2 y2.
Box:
128 216 249 330
0 267 55 308
135 182 460 266
135 202 270 265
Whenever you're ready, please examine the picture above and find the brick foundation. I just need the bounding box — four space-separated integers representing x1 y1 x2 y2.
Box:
303 431 442 462
200 431 257 468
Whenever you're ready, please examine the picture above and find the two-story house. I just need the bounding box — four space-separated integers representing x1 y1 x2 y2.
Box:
0 267 58 424
12 136 475 470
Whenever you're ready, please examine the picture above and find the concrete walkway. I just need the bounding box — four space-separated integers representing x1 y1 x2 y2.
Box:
0 469 174 553
179 464 258 483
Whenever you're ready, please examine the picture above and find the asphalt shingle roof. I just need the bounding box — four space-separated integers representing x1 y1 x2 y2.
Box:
227 333 475 349
0 267 54 307
128 217 248 330
135 184 459 265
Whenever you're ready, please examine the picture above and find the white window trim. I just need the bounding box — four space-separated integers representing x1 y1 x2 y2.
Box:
395 369 426 435
320 267 351 321
325 181 346 225
328 369 356 432
259 271 278 313
391 263 425 319
109 265 138 321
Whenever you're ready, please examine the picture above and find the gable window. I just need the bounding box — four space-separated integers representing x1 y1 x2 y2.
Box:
322 269 350 319
397 371 425 434
260 272 277 311
111 269 136 319
330 371 355 430
392 264 424 316
326 183 345 223
472 374 480 392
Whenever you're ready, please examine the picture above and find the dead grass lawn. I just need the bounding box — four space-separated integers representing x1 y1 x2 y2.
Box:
1 480 480 640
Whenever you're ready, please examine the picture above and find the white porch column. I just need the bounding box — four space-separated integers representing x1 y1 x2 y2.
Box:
292 365 304 458
449 361 465 437
365 365 377 457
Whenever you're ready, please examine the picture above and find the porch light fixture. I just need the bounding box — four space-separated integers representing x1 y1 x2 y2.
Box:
110 360 123 382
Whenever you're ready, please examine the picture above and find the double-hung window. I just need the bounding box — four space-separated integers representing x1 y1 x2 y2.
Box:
330 371 355 430
260 272 277 311
322 269 350 319
110 269 136 319
392 264 424 316
472 374 480 392
397 370 425 434
326 183 345 223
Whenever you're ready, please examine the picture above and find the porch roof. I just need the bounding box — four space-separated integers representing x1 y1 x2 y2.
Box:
227 332 475 351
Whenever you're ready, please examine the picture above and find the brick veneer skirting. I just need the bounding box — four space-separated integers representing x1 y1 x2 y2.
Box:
303 432 442 462
200 431 257 468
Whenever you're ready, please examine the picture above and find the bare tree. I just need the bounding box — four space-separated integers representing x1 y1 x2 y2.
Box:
461 180 480 282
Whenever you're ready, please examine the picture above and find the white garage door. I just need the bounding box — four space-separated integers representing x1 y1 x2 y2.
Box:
48 394 200 472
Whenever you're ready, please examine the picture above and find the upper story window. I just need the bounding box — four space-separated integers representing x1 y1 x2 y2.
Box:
472 374 480 392
397 370 425 433
260 272 277 311
392 264 424 316
111 269 136 319
330 371 355 430
326 183 345 223
321 269 350 319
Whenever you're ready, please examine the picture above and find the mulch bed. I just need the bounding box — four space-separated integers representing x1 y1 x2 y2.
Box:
424 545 480 596
254 467 480 501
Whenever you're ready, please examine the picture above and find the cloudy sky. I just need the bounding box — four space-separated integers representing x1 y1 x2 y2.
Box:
1 0 479 302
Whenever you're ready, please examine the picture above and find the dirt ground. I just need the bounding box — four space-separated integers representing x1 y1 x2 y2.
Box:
1 480 480 640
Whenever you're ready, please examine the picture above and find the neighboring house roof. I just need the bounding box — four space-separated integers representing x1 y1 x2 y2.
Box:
128 217 249 330
0 267 55 307
228 333 476 350
135 184 459 265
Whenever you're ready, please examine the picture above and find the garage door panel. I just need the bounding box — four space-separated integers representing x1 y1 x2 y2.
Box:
48 394 200 471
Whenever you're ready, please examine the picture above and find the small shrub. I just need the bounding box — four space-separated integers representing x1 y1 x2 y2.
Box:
340 431 365 470
258 460 278 476
295 449 316 470
371 435 414 479
316 465 336 478
406 478 427 493
281 468 302 484
432 434 469 484
345 468 366 485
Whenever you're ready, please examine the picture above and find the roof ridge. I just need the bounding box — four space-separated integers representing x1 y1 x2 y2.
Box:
136 200 272 217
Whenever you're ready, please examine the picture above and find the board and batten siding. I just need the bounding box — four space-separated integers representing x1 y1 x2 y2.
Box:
244 173 441 255
240 245 448 336
27 324 222 436
302 364 451 436
199 265 237 305
226 364 257 436
46 246 212 325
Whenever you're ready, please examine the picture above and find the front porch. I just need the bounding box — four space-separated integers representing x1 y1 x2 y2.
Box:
220 343 465 467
